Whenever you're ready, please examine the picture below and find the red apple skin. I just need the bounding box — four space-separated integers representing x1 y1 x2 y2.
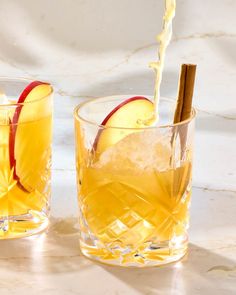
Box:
93 96 152 151
9 81 49 185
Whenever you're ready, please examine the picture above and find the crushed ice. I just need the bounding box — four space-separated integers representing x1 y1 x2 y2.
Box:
0 92 9 104
95 130 172 172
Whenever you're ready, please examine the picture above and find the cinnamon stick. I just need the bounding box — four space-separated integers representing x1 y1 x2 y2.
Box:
174 64 196 123
171 64 196 163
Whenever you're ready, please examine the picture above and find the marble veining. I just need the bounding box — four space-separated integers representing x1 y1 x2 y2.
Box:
207 265 236 277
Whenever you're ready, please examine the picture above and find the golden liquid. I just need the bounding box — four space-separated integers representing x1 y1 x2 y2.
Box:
77 124 192 264
149 0 176 116
0 115 52 238
80 162 191 245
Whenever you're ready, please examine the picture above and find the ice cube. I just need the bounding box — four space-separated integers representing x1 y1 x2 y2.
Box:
0 92 9 104
0 92 11 125
95 129 172 172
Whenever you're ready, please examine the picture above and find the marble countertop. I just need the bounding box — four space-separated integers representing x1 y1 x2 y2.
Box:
0 1 235 294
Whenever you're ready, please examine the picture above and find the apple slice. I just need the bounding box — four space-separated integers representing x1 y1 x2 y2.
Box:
94 96 154 154
9 81 52 191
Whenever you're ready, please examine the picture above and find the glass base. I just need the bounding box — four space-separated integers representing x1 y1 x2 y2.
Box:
80 235 188 267
0 211 49 239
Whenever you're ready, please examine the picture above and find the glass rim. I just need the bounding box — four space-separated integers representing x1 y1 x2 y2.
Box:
0 76 53 108
74 96 196 130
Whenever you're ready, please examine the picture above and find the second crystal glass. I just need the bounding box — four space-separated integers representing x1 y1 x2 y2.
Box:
74 95 195 267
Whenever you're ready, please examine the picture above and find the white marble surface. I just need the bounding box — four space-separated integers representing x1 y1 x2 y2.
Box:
0 1 236 294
